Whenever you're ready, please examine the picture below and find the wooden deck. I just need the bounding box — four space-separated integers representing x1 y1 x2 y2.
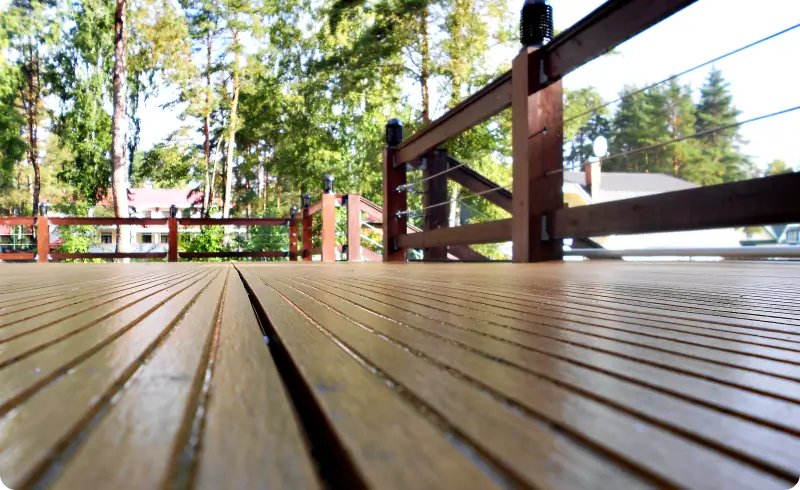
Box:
0 262 799 489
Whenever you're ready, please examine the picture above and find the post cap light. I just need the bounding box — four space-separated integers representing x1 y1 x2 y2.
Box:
324 175 335 194
39 202 49 216
169 204 178 218
520 0 553 48
302 193 312 208
385 118 403 147
290 205 298 218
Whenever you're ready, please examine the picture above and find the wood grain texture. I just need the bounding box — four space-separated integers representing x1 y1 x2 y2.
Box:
0 261 798 490
239 267 503 489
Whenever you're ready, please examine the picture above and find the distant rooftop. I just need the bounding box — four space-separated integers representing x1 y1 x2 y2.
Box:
564 171 698 193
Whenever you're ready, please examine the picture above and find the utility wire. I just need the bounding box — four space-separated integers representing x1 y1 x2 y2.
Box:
563 22 800 127
550 104 800 175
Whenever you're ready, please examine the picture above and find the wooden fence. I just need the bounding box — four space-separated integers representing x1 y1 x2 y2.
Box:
381 0 800 262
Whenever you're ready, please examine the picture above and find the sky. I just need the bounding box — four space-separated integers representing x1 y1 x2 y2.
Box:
135 0 800 171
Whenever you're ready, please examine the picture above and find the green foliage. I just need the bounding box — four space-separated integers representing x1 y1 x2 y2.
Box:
179 225 225 261
764 159 796 176
51 198 102 261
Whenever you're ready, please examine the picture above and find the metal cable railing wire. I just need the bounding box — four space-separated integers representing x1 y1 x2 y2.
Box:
562 21 800 127
551 104 800 175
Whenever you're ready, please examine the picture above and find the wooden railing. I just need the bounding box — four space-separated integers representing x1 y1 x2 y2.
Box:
0 215 298 262
382 0 800 262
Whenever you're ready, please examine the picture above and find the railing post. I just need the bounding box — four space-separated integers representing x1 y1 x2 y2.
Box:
511 47 563 262
302 194 312 262
383 118 407 261
321 193 336 262
289 205 299 261
36 216 49 263
345 194 362 262
168 205 179 262
423 148 449 260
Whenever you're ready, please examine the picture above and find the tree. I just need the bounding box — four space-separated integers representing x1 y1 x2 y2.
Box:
694 67 751 183
2 0 58 216
564 87 611 168
764 159 795 176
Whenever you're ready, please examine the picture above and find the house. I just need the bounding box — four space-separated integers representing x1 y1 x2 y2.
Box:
561 163 742 251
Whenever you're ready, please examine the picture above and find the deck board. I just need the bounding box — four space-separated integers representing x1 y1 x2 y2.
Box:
0 261 798 489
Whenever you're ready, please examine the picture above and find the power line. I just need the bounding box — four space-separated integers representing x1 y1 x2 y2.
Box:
550 104 800 175
562 22 800 127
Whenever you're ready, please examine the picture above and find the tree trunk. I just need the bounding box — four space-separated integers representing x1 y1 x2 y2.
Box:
448 186 459 227
222 30 240 219
420 9 431 124
112 0 130 253
202 33 213 217
26 45 41 217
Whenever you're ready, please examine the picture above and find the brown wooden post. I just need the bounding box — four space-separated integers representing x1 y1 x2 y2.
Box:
511 48 564 262
320 193 336 262
302 194 312 262
423 148 449 260
346 194 362 262
289 205 299 261
36 216 49 263
168 216 179 262
383 118 407 261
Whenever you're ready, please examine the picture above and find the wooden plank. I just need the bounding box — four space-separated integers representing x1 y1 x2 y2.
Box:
447 245 489 261
395 0 698 164
397 219 511 249
289 217 299 261
36 217 49 263
0 252 35 261
0 270 186 330
447 156 513 212
307 201 323 216
253 273 658 490
423 149 449 260
51 252 168 260
168 216 178 262
194 267 320 490
179 217 288 226
382 147 407 261
238 267 502 489
346 194 362 262
42 269 230 489
280 272 791 489
180 251 285 259
324 275 800 434
396 77 512 165
302 206 313 262
0 268 220 488
321 193 336 262
512 46 563 262
0 217 34 225
552 172 800 238
49 217 168 226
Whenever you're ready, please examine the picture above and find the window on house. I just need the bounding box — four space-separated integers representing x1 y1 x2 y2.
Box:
144 211 152 218
161 233 169 243
101 233 113 244
788 229 799 242
141 233 153 244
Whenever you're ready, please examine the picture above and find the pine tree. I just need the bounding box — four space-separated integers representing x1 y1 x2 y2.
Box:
694 67 750 183
662 79 702 180
607 86 668 173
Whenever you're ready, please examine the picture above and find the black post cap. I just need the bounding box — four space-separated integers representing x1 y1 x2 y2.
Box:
169 204 178 217
290 205 298 218
520 0 553 48
386 118 403 147
324 175 335 194
302 193 312 208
